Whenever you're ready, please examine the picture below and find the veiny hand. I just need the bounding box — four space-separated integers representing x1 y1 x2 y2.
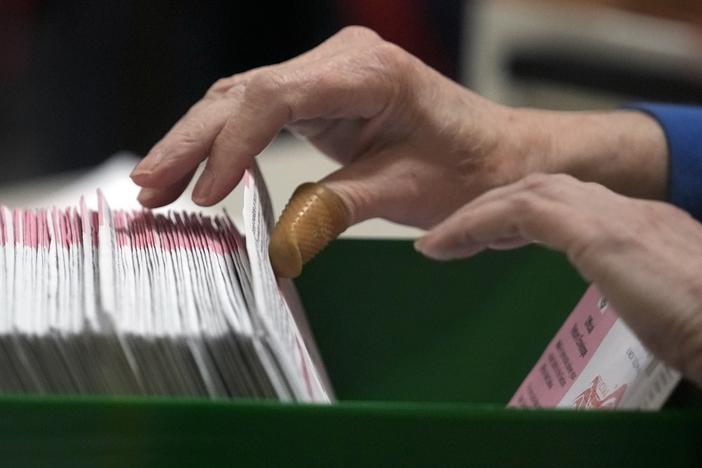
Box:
130 26 668 276
130 26 521 227
416 173 702 387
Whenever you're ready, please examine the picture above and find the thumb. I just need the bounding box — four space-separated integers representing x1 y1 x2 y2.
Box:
268 159 383 278
269 181 354 278
269 152 412 277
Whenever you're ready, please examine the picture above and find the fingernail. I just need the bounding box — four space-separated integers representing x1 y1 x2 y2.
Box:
419 240 485 261
192 168 215 205
420 248 453 261
137 188 158 206
130 169 153 185
413 235 455 260
130 149 165 181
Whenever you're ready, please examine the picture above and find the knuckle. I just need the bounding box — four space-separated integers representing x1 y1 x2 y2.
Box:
171 124 204 146
223 80 247 99
206 76 238 97
160 121 210 160
210 130 240 157
550 173 578 185
459 221 478 245
581 180 614 199
521 173 551 190
337 25 380 42
369 41 411 72
245 67 286 98
510 192 541 215
583 180 605 191
521 173 582 197
324 181 372 226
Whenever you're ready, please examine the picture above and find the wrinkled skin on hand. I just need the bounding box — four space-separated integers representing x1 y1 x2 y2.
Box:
132 26 702 387
130 26 530 229
417 174 702 387
131 26 667 276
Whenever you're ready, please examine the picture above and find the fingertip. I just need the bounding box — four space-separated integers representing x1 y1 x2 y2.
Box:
192 165 247 207
131 147 167 181
191 169 215 206
137 188 163 208
191 185 217 207
414 231 441 254
192 195 215 207
137 186 186 209
414 233 485 261
413 237 453 261
130 170 155 187
413 237 428 254
488 237 532 250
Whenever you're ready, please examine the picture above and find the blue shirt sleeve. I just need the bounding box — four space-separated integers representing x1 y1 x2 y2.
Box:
625 103 702 221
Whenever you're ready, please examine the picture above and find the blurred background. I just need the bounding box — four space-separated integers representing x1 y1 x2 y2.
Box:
1 0 702 185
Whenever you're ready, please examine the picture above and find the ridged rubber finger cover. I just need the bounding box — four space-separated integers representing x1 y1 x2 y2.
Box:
269 183 350 278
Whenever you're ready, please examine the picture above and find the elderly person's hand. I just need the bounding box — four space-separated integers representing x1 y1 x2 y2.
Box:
130 27 668 276
416 173 702 387
130 25 517 226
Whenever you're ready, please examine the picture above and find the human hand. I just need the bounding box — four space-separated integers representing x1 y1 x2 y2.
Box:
130 26 668 277
415 173 702 386
130 26 524 222
128 27 544 274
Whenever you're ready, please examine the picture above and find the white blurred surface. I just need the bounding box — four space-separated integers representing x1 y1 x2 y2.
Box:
0 136 423 240
465 0 702 109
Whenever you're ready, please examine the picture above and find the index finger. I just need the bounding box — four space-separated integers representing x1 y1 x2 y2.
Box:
188 43 404 206
131 26 384 196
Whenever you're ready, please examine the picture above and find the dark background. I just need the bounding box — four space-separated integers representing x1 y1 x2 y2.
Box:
2 0 702 186
0 0 464 183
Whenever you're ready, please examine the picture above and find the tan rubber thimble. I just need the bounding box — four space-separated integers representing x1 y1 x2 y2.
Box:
269 182 350 278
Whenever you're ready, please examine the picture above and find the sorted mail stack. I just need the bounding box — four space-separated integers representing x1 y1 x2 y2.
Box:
0 165 331 403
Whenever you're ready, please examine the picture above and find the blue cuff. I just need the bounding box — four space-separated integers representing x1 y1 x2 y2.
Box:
625 103 702 221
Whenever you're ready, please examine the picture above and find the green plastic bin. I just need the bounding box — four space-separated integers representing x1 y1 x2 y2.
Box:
0 239 700 467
